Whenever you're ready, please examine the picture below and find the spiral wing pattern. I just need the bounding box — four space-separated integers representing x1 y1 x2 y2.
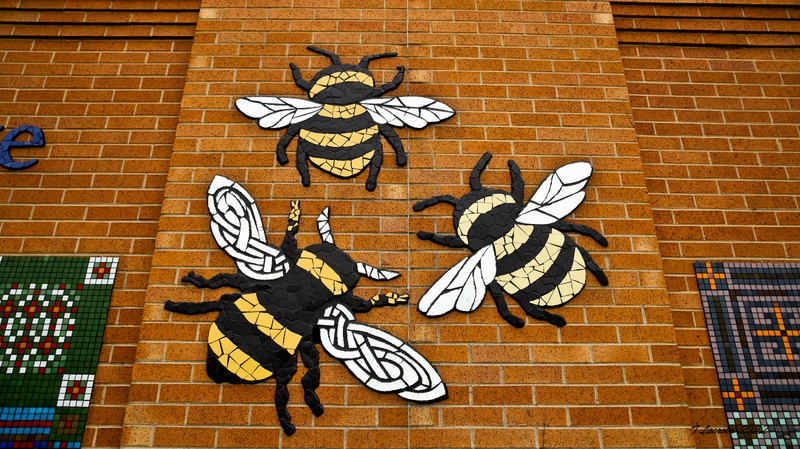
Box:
318 304 448 403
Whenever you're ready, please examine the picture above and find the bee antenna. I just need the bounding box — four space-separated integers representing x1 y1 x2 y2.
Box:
470 152 493 191
358 52 398 68
307 46 341 65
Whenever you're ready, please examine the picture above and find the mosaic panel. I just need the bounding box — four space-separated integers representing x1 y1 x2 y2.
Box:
695 262 800 449
0 257 117 449
165 176 446 435
235 46 454 191
414 152 609 329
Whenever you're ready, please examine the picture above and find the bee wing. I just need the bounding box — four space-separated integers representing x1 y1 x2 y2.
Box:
360 96 454 129
207 175 291 281
318 304 448 403
516 161 594 225
235 96 322 129
418 245 497 317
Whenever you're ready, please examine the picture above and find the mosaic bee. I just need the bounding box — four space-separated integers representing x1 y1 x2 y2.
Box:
165 176 447 435
413 152 609 328
236 46 454 191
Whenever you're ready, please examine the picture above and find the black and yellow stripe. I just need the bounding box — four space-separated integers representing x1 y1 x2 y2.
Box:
300 70 382 178
207 293 304 382
492 224 587 308
295 250 348 295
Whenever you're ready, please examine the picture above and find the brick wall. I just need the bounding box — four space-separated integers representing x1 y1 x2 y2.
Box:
0 2 199 447
122 2 694 448
2 0 797 448
614 2 800 447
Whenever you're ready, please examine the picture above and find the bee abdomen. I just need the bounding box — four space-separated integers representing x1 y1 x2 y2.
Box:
495 228 588 308
206 293 305 383
521 245 587 307
208 321 274 382
495 228 565 294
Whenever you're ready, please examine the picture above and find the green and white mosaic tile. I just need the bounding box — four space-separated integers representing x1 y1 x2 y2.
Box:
0 257 117 449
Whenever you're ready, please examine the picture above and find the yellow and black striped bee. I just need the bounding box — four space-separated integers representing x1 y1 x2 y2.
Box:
236 46 454 191
413 152 609 328
165 176 447 435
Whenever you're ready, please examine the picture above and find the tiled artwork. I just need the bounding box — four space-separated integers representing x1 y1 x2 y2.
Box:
0 256 117 449
695 262 800 449
166 176 446 435
235 46 454 191
414 152 608 329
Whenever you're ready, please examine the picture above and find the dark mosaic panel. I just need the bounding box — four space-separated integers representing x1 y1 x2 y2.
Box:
0 257 117 449
695 262 800 449
236 46 454 191
414 152 608 329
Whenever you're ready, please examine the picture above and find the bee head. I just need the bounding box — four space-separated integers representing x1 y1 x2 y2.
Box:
305 46 397 104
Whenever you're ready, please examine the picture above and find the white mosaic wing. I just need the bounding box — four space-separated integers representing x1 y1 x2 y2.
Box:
235 96 322 129
207 175 290 281
360 96 455 129
517 161 593 225
318 304 448 403
418 245 497 316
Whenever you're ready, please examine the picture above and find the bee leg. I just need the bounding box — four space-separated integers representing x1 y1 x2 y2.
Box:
488 283 525 328
365 147 383 191
298 341 324 417
470 152 493 191
519 301 567 328
412 195 459 212
165 293 238 315
416 231 467 248
577 246 609 286
296 145 311 187
551 221 608 247
508 160 525 203
274 360 299 435
164 299 223 315
276 124 300 166
378 123 406 166
182 271 265 292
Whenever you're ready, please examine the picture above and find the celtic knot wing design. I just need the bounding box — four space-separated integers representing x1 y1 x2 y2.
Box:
207 175 291 281
318 304 448 403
